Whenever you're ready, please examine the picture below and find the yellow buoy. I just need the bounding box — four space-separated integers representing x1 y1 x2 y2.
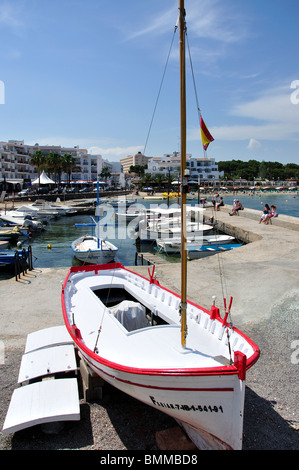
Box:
47 244 52 250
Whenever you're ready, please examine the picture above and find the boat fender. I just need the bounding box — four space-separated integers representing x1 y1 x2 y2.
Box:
234 351 247 380
71 324 82 340
209 305 220 320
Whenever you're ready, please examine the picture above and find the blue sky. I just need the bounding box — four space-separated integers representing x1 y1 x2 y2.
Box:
0 0 298 164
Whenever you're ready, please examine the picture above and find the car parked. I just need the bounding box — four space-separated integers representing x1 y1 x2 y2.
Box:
18 189 29 196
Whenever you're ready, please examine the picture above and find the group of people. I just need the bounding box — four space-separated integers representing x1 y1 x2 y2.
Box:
259 204 278 224
211 192 278 223
212 193 224 211
212 194 243 214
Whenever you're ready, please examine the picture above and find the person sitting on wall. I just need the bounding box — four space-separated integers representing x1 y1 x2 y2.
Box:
259 204 271 223
263 204 278 224
229 199 243 215
216 197 224 211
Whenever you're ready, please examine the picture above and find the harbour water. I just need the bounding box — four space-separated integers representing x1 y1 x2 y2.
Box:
2 193 298 271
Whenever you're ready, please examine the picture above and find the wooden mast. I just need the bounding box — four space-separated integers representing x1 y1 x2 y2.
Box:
179 0 187 348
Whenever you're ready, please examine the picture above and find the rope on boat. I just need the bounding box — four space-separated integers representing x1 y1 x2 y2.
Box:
143 21 178 155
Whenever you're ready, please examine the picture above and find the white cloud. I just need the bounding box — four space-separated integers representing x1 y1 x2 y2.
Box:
127 0 248 46
0 3 24 30
247 138 261 150
88 145 143 159
189 85 299 144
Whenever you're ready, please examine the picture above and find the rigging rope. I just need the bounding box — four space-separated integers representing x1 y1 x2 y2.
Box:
143 23 178 155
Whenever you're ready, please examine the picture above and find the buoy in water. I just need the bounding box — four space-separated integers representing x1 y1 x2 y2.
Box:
47 244 52 250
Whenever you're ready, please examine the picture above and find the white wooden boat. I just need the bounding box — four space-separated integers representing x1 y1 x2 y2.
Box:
62 2 259 450
137 219 213 240
72 185 118 265
135 206 212 241
156 234 236 254
62 262 259 450
71 235 118 265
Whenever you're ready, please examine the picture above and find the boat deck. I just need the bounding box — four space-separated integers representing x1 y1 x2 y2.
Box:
64 269 254 371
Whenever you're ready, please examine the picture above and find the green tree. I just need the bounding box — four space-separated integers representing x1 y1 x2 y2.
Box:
62 154 79 187
100 167 111 184
46 152 64 185
141 172 153 189
153 173 166 190
30 150 46 188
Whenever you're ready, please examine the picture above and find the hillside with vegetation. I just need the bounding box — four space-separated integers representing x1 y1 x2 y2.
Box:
216 160 299 181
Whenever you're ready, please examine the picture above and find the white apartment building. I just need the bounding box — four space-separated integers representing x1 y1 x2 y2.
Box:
147 152 223 181
0 140 106 186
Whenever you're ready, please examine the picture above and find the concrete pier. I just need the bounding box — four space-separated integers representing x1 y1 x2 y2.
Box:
0 204 298 449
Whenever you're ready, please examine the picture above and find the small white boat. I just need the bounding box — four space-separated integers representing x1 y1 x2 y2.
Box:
137 219 213 240
156 234 236 254
135 206 212 241
0 211 44 231
62 262 259 450
71 235 118 265
30 200 77 216
72 184 118 265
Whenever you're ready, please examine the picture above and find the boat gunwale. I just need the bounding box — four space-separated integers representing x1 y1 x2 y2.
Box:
61 262 260 378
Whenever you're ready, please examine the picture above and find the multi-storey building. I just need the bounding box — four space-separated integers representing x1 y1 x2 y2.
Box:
120 152 151 174
147 151 223 182
0 140 104 186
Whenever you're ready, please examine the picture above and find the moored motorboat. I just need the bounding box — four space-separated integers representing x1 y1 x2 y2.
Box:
0 211 44 232
186 243 243 260
156 234 236 254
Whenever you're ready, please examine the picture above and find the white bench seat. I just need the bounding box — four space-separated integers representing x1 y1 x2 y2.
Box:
18 344 77 384
2 378 80 435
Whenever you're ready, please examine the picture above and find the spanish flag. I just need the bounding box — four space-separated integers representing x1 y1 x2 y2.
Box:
200 116 214 151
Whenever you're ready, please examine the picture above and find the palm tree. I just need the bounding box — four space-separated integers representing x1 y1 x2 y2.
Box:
153 173 165 191
100 167 111 185
141 172 153 190
46 152 64 186
62 154 78 187
30 150 46 189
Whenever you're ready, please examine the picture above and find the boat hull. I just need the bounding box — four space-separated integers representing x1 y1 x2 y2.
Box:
61 263 259 450
71 236 118 265
79 347 245 450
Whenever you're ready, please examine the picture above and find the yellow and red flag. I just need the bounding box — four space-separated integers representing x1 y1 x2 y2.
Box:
200 116 214 151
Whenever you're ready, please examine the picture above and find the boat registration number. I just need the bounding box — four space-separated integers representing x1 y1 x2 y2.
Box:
149 396 223 413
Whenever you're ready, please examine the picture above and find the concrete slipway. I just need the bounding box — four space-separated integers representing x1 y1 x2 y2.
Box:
0 205 298 450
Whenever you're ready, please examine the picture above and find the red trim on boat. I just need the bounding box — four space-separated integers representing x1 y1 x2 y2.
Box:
61 263 260 378
82 355 235 392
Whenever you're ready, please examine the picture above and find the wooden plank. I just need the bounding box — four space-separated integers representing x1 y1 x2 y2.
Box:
25 325 73 353
2 378 80 435
18 344 77 384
